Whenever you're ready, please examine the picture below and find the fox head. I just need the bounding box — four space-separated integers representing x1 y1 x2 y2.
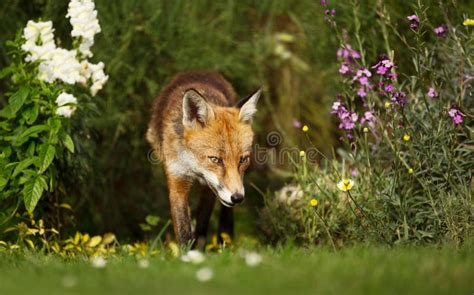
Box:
181 88 261 207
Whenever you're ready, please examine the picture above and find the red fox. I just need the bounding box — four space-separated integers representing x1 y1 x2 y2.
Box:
146 70 261 245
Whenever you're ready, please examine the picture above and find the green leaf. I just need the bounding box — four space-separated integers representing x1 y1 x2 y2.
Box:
12 158 35 178
48 118 61 135
22 104 39 125
139 223 152 231
38 145 55 174
145 215 160 226
62 133 75 153
8 86 30 115
26 142 36 157
0 177 7 190
23 176 45 213
0 66 13 79
17 125 49 142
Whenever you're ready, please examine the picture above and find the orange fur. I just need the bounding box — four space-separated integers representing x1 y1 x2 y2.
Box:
146 70 259 245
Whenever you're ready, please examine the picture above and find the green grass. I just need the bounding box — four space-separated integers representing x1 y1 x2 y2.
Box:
1 244 473 295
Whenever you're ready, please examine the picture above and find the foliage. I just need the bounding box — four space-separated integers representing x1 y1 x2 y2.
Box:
263 1 473 246
0 1 108 236
0 37 84 223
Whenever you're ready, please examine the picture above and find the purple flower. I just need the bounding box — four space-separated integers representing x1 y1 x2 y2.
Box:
359 76 369 85
434 25 447 37
325 9 336 16
320 0 327 5
357 87 367 97
339 63 350 74
407 14 420 30
448 107 465 125
351 168 359 177
360 111 375 128
372 58 395 77
337 45 361 62
340 112 358 130
384 83 394 93
331 101 359 130
427 87 438 98
292 119 302 129
407 15 419 22
376 66 387 75
388 72 398 80
391 91 407 106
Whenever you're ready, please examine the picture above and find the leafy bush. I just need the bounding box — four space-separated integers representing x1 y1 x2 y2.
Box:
263 1 473 246
0 1 107 230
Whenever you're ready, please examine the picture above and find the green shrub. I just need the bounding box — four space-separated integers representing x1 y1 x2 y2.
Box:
263 1 473 246
0 3 107 232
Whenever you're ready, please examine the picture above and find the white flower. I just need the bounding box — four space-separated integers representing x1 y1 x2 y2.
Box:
195 267 213 282
56 92 78 106
38 48 83 84
90 256 107 268
244 252 262 267
89 62 108 96
181 250 205 264
137 259 150 269
21 20 56 62
55 92 77 118
66 0 101 58
78 61 108 95
78 37 94 58
276 185 304 206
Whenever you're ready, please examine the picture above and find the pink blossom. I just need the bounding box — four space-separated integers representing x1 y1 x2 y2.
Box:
384 84 394 93
407 14 420 30
339 63 350 74
360 111 375 127
357 87 367 97
359 76 369 85
448 107 465 125
292 119 302 128
434 25 447 37
337 45 360 61
427 87 438 98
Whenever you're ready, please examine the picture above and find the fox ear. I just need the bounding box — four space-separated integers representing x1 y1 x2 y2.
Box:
237 87 262 123
182 89 215 128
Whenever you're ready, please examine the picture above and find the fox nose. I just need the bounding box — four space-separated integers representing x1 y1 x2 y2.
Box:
230 193 244 204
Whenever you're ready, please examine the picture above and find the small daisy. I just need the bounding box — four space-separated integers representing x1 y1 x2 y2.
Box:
337 179 354 192
196 267 213 282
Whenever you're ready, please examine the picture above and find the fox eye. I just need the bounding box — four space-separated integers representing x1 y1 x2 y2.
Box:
208 156 223 165
239 155 250 165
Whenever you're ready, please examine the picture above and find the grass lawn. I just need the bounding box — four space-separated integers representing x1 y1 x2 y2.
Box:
0 243 473 295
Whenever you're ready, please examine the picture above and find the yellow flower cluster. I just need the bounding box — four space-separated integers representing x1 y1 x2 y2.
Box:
463 19 474 26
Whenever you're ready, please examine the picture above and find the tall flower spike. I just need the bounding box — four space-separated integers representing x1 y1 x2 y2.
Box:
66 0 101 58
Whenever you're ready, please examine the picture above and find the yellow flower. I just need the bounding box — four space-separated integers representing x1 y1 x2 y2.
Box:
299 150 305 157
408 168 414 174
384 101 391 108
337 178 354 191
310 198 318 207
363 127 369 133
403 134 411 141
463 19 474 26
302 125 309 132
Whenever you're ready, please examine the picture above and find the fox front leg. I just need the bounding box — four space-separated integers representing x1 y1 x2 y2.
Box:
167 176 193 245
194 187 216 249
